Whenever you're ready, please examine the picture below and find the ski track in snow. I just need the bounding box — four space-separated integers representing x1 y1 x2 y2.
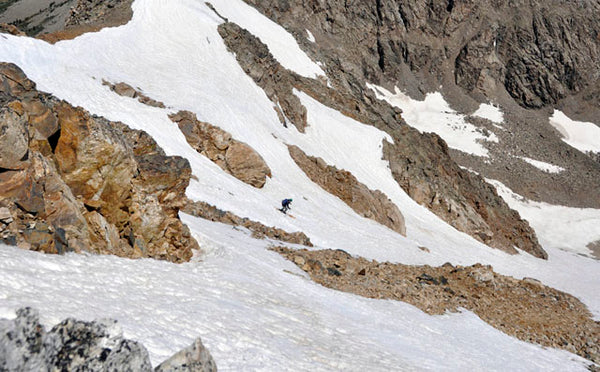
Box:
0 0 598 369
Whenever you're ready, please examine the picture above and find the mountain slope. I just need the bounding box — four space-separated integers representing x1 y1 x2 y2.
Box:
0 0 599 370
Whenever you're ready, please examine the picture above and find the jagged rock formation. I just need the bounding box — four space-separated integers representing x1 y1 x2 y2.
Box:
242 0 600 210
0 307 153 371
244 0 600 113
274 247 600 365
0 307 218 371
170 111 272 188
0 63 198 262
183 199 312 246
0 0 133 42
218 21 546 258
288 145 406 236
103 80 166 108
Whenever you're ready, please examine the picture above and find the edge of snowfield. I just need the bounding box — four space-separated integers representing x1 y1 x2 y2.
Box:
0 234 592 371
0 0 597 369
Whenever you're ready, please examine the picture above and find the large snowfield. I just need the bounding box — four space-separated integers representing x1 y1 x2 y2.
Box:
0 0 599 370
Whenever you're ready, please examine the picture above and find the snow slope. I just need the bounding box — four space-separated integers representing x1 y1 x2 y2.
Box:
549 110 600 154
0 0 599 369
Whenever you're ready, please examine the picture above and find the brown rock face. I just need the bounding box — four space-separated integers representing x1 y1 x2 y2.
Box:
217 20 544 258
0 62 198 262
288 145 406 236
170 110 271 188
274 247 600 364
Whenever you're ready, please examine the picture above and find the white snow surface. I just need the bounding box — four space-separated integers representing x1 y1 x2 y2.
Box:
306 29 315 43
209 0 325 79
549 110 600 154
367 84 499 157
0 234 591 371
517 156 565 173
0 0 598 369
472 103 504 124
489 180 600 259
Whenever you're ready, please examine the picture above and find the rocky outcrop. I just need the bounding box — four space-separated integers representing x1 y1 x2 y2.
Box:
0 0 133 42
288 145 406 236
103 80 166 108
218 22 308 132
170 111 271 188
0 307 152 371
383 131 546 258
0 23 24 36
274 247 600 364
0 62 198 262
155 338 217 372
217 20 545 258
0 307 218 371
183 199 312 246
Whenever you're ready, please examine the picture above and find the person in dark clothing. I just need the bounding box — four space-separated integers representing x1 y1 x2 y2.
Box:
281 198 293 214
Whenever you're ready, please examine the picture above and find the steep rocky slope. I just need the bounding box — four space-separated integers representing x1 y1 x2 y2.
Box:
0 63 198 262
218 20 546 258
242 0 600 210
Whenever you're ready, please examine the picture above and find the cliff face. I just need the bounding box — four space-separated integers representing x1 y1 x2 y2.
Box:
244 0 600 113
0 63 198 262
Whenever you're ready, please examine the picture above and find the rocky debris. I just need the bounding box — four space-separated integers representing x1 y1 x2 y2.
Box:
0 307 218 371
155 338 217 372
0 22 24 36
288 145 406 236
273 247 600 364
169 110 272 188
0 62 198 262
218 21 308 132
217 20 545 258
243 0 600 211
183 199 312 247
103 80 166 108
0 0 133 42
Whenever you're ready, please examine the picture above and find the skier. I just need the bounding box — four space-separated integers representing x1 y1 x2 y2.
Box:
280 198 293 214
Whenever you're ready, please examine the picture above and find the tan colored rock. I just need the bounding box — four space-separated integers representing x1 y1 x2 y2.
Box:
225 142 271 188
170 111 272 188
0 108 29 170
54 102 136 224
0 63 198 262
113 82 137 98
288 145 406 236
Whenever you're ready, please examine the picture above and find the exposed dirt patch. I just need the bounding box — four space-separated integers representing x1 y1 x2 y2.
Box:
273 247 600 364
183 199 312 247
